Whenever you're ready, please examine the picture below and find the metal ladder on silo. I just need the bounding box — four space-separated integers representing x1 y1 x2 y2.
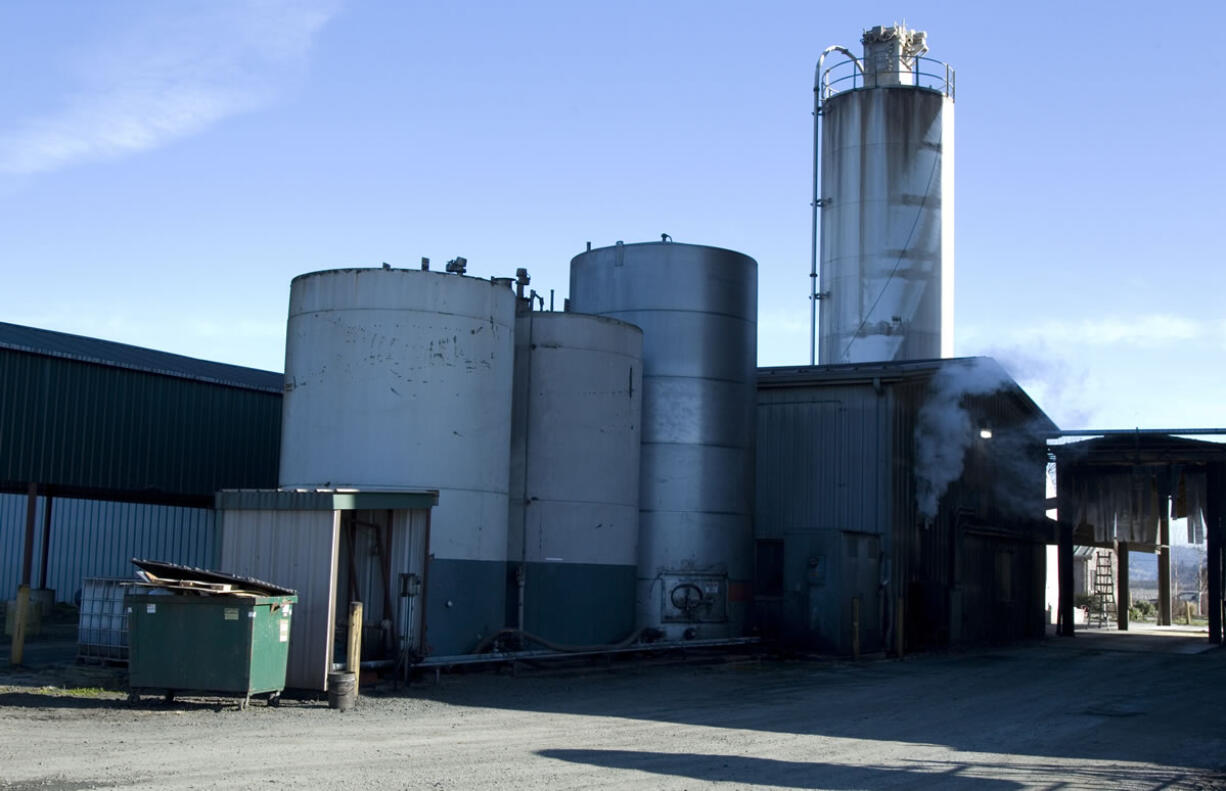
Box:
1092 551 1116 628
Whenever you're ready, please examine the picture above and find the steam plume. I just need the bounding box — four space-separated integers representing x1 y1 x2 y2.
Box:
914 358 1010 519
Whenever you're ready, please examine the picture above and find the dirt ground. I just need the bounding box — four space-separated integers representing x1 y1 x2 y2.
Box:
1 626 1224 791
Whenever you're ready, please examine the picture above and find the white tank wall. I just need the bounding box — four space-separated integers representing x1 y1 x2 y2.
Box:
818 87 954 364
279 268 516 563
507 311 643 568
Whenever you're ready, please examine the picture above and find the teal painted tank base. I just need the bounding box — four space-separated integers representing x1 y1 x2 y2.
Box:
521 562 636 647
423 558 508 657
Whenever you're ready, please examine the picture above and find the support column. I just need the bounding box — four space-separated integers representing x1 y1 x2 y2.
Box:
1158 501 1172 626
1116 541 1129 631
38 494 53 590
1058 521 1075 637
1207 462 1223 645
20 482 36 587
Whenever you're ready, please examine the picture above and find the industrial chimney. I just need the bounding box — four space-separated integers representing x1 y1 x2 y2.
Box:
810 24 955 364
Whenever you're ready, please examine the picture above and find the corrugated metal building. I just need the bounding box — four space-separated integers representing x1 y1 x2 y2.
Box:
0 322 283 601
755 357 1056 655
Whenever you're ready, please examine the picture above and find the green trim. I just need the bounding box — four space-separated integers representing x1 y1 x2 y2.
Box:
215 489 438 511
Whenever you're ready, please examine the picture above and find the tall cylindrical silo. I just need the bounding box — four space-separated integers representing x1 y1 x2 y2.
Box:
280 267 516 657
815 24 954 364
507 308 643 646
569 241 757 640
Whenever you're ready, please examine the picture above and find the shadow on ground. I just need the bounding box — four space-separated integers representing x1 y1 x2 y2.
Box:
537 749 1023 790
418 637 1226 777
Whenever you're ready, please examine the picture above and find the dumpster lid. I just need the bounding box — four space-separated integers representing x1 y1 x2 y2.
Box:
131 558 297 596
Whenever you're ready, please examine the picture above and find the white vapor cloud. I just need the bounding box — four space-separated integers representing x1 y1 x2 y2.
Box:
0 0 338 175
1011 314 1203 349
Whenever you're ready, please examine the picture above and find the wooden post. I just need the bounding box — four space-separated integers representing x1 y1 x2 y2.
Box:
9 586 30 667
895 596 904 658
347 601 363 695
1058 521 1075 637
1207 462 1223 645
1158 501 1172 626
1117 541 1129 631
20 483 36 587
10 483 38 667
851 597 861 660
38 495 53 590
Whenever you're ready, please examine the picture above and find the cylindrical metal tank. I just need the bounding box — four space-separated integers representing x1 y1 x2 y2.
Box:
569 242 757 640
506 309 643 646
817 25 954 364
279 267 516 656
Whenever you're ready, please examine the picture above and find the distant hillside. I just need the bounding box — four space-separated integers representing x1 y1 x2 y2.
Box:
1129 547 1205 585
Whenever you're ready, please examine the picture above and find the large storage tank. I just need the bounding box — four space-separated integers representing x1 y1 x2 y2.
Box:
280 267 516 656
815 24 955 364
569 241 757 640
507 308 643 646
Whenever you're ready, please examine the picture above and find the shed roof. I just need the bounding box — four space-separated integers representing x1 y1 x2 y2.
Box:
1050 434 1226 466
216 489 439 511
0 321 283 393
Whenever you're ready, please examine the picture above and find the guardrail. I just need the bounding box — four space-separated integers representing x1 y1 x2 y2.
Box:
819 55 955 103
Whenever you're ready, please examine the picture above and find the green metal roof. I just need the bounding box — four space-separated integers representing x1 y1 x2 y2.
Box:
0 330 282 505
0 321 283 393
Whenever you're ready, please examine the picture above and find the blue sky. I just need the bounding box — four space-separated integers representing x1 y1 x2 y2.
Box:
1 1 1222 431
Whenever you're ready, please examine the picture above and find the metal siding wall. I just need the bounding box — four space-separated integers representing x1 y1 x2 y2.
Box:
893 377 957 650
755 382 890 652
219 509 339 692
0 347 281 499
0 493 215 603
756 384 887 535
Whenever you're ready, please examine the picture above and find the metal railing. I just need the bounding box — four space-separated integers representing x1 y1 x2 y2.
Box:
819 55 955 104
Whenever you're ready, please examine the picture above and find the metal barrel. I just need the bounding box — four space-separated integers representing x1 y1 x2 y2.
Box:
569 242 757 639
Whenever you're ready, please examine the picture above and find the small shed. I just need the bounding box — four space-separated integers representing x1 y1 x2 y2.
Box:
216 489 437 691
755 357 1057 655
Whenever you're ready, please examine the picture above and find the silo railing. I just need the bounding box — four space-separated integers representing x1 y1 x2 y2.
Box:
819 56 955 104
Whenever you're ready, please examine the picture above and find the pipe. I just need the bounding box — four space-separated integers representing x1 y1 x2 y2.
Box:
420 509 431 652
810 45 863 365
1049 428 1226 438
517 311 537 633
472 626 665 656
417 636 761 668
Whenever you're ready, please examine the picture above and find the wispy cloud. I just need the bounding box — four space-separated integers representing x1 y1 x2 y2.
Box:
964 313 1206 351
0 0 338 175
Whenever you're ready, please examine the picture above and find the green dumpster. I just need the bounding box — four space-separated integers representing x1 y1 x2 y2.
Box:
126 589 296 708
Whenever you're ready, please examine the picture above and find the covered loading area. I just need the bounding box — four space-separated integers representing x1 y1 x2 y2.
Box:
1051 432 1225 645
1 322 282 665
